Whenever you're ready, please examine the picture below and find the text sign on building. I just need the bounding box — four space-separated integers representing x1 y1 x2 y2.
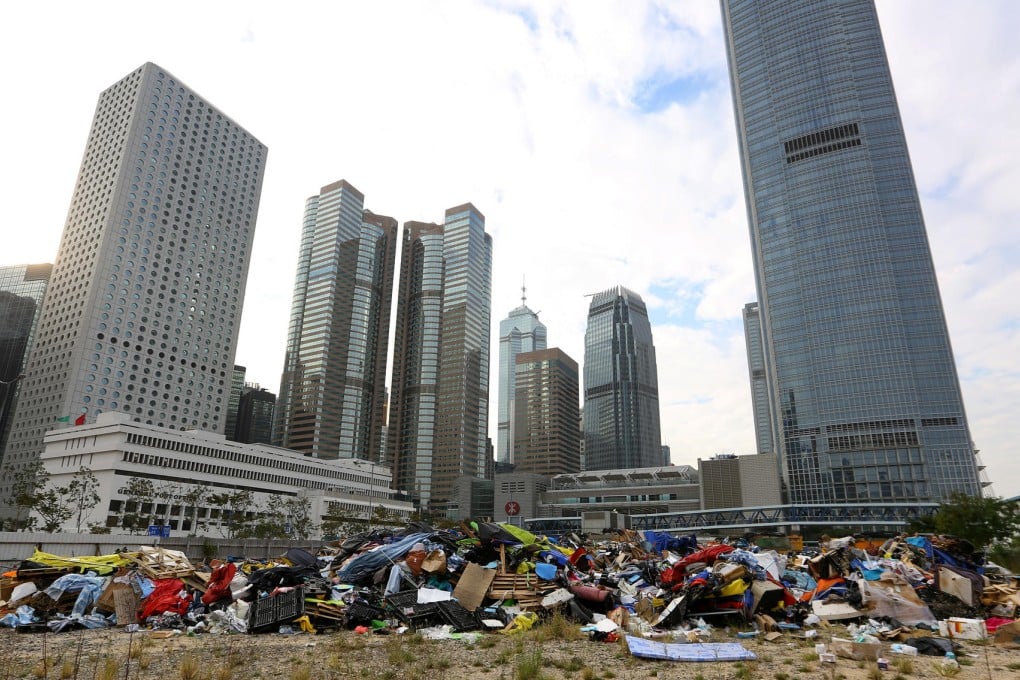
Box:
504 501 520 516
147 525 171 538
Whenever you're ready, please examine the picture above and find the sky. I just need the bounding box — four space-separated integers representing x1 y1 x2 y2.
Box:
1 1 1017 497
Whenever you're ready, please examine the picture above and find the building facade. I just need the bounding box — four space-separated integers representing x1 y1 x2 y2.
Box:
721 0 982 503
38 412 410 536
513 348 580 476
225 364 246 441
742 302 773 455
496 289 547 464
698 452 782 510
273 180 397 461
235 384 276 444
0 264 52 467
582 286 662 471
387 205 492 512
540 465 700 517
3 63 266 498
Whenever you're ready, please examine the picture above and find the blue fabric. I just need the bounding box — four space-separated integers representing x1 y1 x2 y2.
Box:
642 531 697 554
626 636 756 662
336 532 431 583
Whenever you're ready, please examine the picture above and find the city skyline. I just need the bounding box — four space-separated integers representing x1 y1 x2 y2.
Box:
1 2 1017 495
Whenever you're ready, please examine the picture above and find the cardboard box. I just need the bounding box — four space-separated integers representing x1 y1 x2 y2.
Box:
830 637 881 661
938 617 988 641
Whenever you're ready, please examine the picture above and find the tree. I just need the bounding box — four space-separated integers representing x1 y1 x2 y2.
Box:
911 492 1020 550
65 466 101 533
35 488 72 532
179 483 209 536
251 495 316 540
208 489 254 538
121 478 156 533
4 460 48 531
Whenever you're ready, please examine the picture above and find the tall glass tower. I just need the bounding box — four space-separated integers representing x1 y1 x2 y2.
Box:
721 0 981 503
583 286 662 471
0 264 51 465
3 63 266 493
273 180 397 461
496 285 546 464
387 205 492 511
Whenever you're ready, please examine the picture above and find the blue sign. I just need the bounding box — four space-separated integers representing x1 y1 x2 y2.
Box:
147 525 170 538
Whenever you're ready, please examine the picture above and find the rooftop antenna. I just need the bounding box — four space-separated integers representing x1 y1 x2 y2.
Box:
521 275 527 307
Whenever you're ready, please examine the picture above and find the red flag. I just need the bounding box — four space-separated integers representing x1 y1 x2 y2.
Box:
74 412 86 426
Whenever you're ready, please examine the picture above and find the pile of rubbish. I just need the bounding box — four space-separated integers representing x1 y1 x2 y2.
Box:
2 523 1019 664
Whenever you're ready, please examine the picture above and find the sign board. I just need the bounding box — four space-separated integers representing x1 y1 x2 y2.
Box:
504 501 520 516
147 525 171 538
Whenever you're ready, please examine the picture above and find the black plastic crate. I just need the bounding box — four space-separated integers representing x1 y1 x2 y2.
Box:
345 601 386 626
248 588 305 633
436 600 480 632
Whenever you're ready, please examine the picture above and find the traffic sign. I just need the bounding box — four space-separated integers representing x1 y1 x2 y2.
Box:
505 501 520 516
147 525 170 538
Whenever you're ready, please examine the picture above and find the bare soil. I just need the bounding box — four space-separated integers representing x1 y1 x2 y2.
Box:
2 626 1019 680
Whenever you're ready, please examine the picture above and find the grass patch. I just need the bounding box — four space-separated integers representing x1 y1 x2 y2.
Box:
514 647 544 680
530 612 583 642
180 655 202 680
892 657 913 674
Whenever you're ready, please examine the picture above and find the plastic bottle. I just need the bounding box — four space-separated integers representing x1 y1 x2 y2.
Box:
942 651 959 669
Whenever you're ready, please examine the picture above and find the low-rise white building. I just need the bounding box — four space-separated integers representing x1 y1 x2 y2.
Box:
40 412 411 537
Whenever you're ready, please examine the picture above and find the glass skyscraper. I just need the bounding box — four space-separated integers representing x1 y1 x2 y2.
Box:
387 204 492 512
742 302 773 455
721 0 981 503
3 64 266 499
582 286 662 471
273 180 397 461
496 287 546 464
0 264 51 465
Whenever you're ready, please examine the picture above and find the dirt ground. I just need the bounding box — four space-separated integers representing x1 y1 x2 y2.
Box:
3 625 1019 680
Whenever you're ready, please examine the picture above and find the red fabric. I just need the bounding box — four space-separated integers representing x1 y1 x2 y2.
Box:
201 562 237 605
675 544 735 571
74 413 86 426
138 578 189 620
985 617 1015 634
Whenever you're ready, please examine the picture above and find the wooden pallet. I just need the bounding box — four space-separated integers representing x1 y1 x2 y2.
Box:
486 573 547 610
125 547 194 579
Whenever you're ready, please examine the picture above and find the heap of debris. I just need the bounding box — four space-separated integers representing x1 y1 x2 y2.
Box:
2 523 1019 663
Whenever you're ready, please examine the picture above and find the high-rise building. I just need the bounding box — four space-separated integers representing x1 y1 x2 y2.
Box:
721 0 981 503
582 286 662 471
273 180 397 461
387 204 492 512
496 286 546 464
2 63 266 490
742 302 773 455
513 348 580 477
235 384 276 445
225 364 246 441
0 264 52 466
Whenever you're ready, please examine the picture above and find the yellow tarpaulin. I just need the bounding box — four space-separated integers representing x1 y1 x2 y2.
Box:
25 549 131 575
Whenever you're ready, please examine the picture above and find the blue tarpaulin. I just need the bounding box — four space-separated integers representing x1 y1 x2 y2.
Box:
626 635 757 662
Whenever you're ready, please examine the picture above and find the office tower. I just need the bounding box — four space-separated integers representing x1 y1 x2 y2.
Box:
721 1 981 503
0 264 52 466
2 63 266 485
661 445 671 467
225 364 246 440
388 204 492 511
582 286 662 471
235 384 276 444
513 348 580 476
496 285 547 464
743 302 773 454
273 180 397 461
